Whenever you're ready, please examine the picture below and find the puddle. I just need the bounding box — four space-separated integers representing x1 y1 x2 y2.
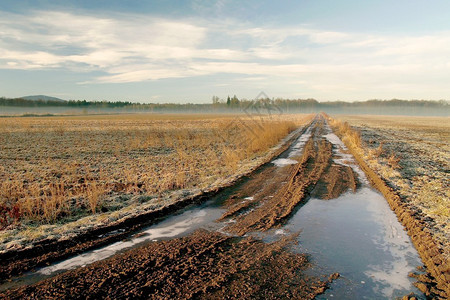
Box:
271 158 298 167
323 123 369 184
277 189 424 299
39 206 224 275
324 132 347 150
288 125 313 158
271 122 315 167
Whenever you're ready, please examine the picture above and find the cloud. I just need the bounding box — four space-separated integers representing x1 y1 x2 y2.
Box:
0 9 449 100
0 10 208 70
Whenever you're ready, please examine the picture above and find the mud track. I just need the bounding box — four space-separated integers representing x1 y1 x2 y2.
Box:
222 117 358 235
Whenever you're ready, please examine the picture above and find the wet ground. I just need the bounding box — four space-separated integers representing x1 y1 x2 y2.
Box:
0 115 426 299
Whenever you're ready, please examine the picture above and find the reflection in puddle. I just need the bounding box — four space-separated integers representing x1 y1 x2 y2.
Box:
363 195 422 298
279 189 423 299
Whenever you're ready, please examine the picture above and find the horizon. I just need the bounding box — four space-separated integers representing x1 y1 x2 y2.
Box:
4 95 449 106
1 1 450 103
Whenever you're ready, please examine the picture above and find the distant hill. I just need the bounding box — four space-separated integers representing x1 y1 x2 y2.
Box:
21 95 66 102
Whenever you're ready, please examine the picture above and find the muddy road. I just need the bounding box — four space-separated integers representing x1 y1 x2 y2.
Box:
0 115 427 299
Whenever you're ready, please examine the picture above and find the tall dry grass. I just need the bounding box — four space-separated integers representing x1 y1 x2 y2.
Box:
328 118 362 149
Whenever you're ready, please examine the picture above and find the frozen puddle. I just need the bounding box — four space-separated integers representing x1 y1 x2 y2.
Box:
271 158 298 167
271 123 314 167
323 124 369 184
288 126 313 158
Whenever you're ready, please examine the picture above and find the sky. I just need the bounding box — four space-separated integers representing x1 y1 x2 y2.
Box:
1 0 450 103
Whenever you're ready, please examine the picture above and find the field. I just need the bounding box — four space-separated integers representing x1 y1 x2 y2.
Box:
0 113 311 250
1 113 448 299
330 115 449 277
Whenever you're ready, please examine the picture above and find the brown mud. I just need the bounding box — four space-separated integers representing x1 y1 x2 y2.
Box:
312 163 358 200
0 123 311 284
0 230 334 299
222 118 358 236
327 115 449 300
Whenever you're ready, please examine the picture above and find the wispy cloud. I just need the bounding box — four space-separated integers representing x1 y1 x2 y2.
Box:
1 9 449 99
0 11 207 70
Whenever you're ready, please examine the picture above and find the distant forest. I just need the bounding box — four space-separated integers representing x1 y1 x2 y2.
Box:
0 96 449 116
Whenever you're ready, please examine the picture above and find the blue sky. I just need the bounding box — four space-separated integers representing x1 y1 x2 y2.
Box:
1 0 450 103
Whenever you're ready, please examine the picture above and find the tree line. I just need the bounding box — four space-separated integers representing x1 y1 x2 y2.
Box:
0 96 448 115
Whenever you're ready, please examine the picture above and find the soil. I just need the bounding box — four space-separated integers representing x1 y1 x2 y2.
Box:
0 230 333 299
312 164 358 200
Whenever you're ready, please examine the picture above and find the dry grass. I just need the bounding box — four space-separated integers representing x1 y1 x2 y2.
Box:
387 154 401 169
328 118 362 149
0 113 308 230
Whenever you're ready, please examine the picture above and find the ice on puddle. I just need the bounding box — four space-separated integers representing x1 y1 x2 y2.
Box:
272 158 298 167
